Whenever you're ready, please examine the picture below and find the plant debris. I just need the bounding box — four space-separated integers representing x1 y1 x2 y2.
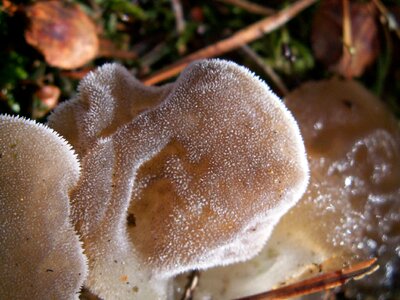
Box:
24 1 99 69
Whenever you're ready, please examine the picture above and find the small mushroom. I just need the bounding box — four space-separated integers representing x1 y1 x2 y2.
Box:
49 60 309 298
184 78 400 299
0 115 87 299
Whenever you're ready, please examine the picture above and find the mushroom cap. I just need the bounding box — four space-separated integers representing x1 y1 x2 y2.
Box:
49 64 175 299
48 63 173 157
282 78 400 257
49 60 308 298
126 60 309 275
0 115 87 299
282 78 400 293
182 78 400 299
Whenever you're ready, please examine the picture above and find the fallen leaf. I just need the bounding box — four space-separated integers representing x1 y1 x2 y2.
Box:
24 1 99 69
312 0 379 78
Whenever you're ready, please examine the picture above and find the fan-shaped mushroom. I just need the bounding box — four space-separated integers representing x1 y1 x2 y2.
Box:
0 115 87 299
49 59 309 298
185 78 400 299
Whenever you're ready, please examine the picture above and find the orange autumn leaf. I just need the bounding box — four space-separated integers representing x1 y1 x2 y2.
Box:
24 1 99 70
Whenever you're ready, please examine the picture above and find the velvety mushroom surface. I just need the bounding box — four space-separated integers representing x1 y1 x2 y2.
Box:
0 115 87 299
49 63 173 157
49 59 309 299
183 78 400 299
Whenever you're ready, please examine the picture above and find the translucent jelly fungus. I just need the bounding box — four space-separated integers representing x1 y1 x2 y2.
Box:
0 115 87 299
182 78 400 299
284 78 400 296
49 59 309 299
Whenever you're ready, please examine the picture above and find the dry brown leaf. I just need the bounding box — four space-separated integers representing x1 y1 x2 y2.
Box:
312 0 379 78
24 1 99 70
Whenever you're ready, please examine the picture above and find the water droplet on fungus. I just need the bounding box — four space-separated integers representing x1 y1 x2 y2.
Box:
178 78 400 299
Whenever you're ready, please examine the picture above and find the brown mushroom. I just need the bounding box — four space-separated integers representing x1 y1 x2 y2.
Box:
184 78 400 299
49 59 309 298
283 78 400 294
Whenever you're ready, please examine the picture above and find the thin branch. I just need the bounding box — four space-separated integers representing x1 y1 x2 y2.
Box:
60 67 94 80
217 0 275 16
234 258 379 300
181 270 200 300
372 0 400 39
140 41 168 69
241 45 289 96
342 0 354 55
142 0 318 85
171 0 186 34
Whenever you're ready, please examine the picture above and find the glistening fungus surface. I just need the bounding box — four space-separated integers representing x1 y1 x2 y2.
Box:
179 78 400 300
283 78 400 293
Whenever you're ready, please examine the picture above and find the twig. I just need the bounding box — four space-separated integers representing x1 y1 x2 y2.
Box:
240 45 289 96
171 0 186 34
372 0 400 39
181 270 200 300
140 41 168 70
217 0 275 16
342 0 354 55
142 0 317 85
60 67 94 80
234 258 379 300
